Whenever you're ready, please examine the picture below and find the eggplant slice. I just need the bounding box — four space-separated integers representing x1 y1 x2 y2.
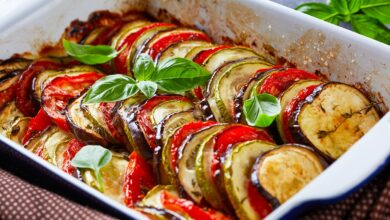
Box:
251 144 326 206
223 140 276 220
291 82 380 159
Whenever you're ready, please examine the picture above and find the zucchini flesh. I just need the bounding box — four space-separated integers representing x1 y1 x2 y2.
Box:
111 20 151 49
155 111 196 185
177 124 227 203
0 102 24 137
223 140 276 220
151 100 193 126
24 126 58 153
139 185 179 209
81 152 129 203
184 45 218 61
214 61 271 122
158 40 212 64
136 207 186 220
41 129 72 165
253 145 325 204
6 117 31 144
293 83 380 159
276 80 322 143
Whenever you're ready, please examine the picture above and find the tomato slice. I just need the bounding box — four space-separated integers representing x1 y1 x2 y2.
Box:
247 182 273 219
282 84 319 143
211 125 273 178
193 45 231 64
98 102 125 144
41 72 104 131
161 191 231 220
114 23 176 74
170 121 217 173
147 31 211 60
16 60 62 116
137 95 191 150
123 152 156 207
62 138 85 175
22 108 52 145
258 69 319 96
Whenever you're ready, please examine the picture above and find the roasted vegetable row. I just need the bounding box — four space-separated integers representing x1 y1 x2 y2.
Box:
0 10 380 220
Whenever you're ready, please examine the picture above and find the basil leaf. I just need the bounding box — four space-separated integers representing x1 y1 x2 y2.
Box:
84 74 139 103
154 57 211 93
243 93 281 128
71 145 112 192
347 0 362 13
331 0 350 15
361 0 390 24
134 53 156 81
351 14 390 44
137 81 157 99
296 3 341 24
63 39 120 65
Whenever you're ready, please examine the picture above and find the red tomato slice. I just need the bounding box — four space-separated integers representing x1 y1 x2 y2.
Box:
247 182 273 219
22 108 52 145
161 191 231 220
41 72 104 131
258 69 319 96
123 152 156 207
137 95 191 150
211 125 273 177
98 102 125 144
282 84 319 143
193 45 231 64
16 60 62 116
170 121 217 173
114 23 176 74
62 138 85 175
147 31 211 60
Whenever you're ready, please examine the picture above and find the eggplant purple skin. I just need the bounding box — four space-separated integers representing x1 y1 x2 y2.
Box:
127 109 153 160
153 110 194 184
112 100 137 152
250 144 328 209
233 67 284 123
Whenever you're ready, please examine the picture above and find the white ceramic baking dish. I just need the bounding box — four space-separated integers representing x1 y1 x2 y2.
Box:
0 0 389 219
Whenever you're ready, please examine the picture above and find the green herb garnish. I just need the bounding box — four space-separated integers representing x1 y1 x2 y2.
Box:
243 93 281 128
83 54 210 103
71 145 112 192
296 0 390 45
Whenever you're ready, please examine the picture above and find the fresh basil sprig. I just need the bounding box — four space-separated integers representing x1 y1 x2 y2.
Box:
71 145 112 192
62 39 120 65
243 93 281 128
296 0 390 45
84 54 210 103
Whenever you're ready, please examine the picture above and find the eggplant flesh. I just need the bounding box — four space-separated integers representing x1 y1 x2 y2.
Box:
251 144 326 205
291 82 380 159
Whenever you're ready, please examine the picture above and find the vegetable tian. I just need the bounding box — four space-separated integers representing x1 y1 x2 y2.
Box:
0 10 380 220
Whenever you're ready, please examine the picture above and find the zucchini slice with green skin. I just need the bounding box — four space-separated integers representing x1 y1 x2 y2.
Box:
276 80 323 143
158 40 213 64
6 117 31 144
151 100 194 126
184 44 218 61
223 140 276 220
291 82 380 159
111 20 152 49
0 102 24 136
139 185 179 209
154 111 196 185
66 95 108 146
41 129 72 165
24 126 59 153
251 144 327 206
55 140 72 170
177 124 227 203
136 206 186 220
207 60 271 122
81 151 129 203
234 68 282 123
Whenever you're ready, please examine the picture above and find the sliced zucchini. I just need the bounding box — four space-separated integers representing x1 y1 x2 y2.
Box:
203 47 269 74
139 185 179 209
41 129 72 165
291 82 380 159
0 57 31 78
251 144 326 205
6 117 31 144
81 151 129 203
151 100 194 126
223 140 276 220
154 111 196 184
55 140 72 170
66 95 108 146
136 207 186 220
0 102 24 136
24 126 58 153
234 68 282 123
158 40 212 64
208 60 271 122
276 80 323 143
184 44 218 61
111 20 152 49
177 124 227 203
